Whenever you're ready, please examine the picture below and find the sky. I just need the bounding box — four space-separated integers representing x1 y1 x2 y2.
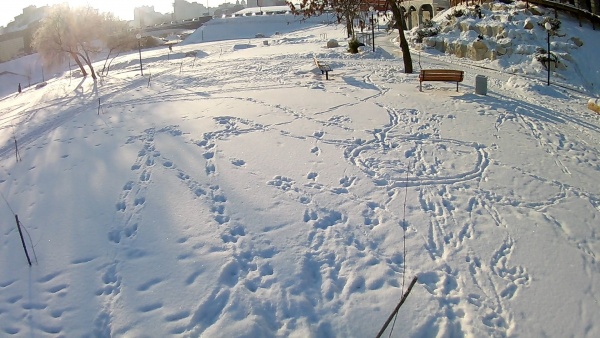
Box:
0 0 235 27
0 3 599 337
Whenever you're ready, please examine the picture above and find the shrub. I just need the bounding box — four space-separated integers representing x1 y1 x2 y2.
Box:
446 9 466 20
142 36 162 48
348 38 364 54
415 20 441 43
539 17 561 31
534 47 558 67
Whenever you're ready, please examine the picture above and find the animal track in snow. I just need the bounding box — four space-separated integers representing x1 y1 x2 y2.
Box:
267 175 297 191
490 236 531 296
303 207 345 229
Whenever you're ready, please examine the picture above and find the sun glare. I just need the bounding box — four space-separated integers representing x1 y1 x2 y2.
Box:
50 0 143 21
65 0 131 20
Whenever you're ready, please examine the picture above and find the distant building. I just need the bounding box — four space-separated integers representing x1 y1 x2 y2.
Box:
253 0 287 7
134 5 171 28
174 0 208 20
0 5 47 62
4 5 48 33
213 2 246 17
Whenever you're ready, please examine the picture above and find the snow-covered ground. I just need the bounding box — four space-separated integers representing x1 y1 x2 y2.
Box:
1 3 599 337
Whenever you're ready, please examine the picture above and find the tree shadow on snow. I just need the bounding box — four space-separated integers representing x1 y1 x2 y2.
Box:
342 76 379 91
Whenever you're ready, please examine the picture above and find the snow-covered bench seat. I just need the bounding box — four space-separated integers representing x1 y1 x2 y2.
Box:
313 57 332 80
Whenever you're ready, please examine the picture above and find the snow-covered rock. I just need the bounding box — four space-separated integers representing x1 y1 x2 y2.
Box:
588 98 600 113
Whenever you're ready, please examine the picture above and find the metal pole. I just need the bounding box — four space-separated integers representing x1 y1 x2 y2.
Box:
138 40 144 76
371 12 375 52
547 29 550 86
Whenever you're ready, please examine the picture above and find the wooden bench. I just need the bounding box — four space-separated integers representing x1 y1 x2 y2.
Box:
419 69 464 92
314 57 332 80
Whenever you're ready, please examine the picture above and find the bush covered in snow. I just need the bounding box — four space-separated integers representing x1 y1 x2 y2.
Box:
414 20 441 43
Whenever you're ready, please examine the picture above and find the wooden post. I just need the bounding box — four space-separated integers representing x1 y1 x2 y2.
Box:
375 276 418 338
15 215 32 266
14 138 21 162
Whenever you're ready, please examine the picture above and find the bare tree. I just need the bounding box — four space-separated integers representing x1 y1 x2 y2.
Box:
100 15 137 76
287 0 363 38
32 4 109 80
287 0 412 73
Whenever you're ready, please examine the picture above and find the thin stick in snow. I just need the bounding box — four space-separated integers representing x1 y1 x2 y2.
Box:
147 73 152 87
14 138 21 162
98 98 101 115
15 215 32 266
12 123 21 162
388 161 411 338
375 276 418 338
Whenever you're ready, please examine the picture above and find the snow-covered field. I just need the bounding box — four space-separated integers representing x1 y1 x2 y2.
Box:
1 4 599 337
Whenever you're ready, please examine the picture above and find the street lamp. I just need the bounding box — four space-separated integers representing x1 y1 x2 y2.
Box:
369 6 375 53
136 33 144 76
544 22 552 86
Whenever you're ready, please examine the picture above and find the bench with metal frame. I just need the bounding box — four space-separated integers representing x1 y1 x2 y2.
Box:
313 57 332 80
419 69 464 92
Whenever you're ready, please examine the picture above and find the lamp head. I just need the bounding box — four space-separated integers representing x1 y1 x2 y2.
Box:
369 6 374 12
544 22 552 31
136 33 142 39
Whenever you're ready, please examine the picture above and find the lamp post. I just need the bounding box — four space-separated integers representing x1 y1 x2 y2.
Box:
369 6 375 53
544 22 552 86
136 33 143 76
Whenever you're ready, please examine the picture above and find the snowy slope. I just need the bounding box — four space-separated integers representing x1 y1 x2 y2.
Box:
1 3 599 337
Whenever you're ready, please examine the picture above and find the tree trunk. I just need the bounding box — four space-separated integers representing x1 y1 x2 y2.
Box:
70 52 88 77
84 58 97 80
387 0 413 73
346 16 354 38
105 51 121 76
101 48 115 76
80 49 97 80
